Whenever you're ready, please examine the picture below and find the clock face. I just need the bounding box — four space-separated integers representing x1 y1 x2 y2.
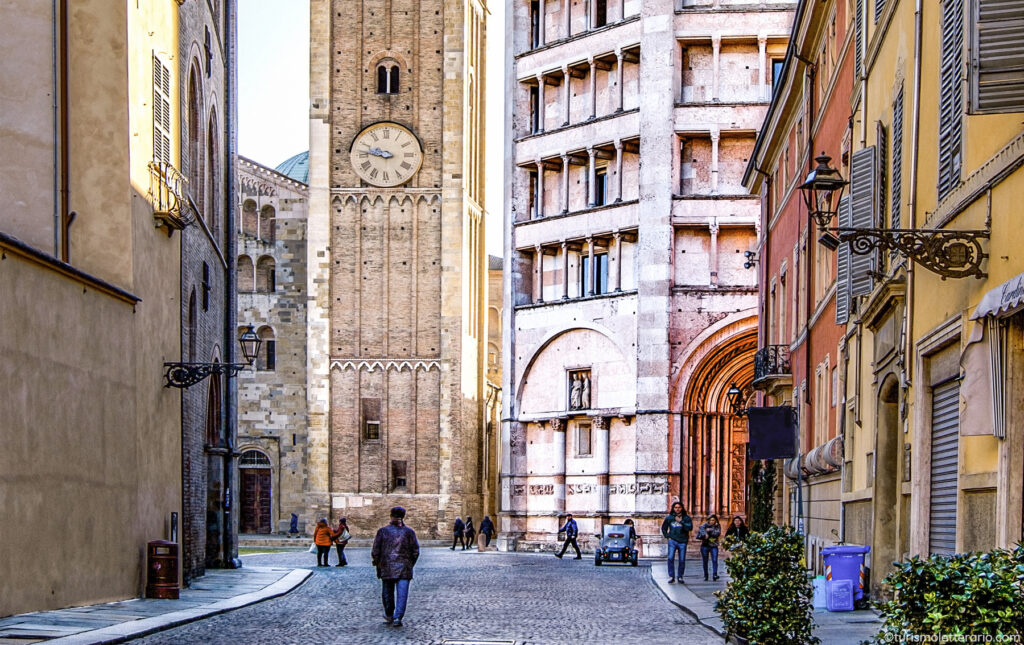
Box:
349 122 423 187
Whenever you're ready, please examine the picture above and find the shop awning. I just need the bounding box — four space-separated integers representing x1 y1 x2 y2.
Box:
971 271 1024 319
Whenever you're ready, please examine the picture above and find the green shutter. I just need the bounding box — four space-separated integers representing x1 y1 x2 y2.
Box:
971 0 1024 112
938 0 965 200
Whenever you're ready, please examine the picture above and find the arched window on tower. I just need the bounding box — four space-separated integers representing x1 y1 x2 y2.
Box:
255 255 275 293
376 62 401 94
259 205 275 244
256 326 276 371
237 255 254 292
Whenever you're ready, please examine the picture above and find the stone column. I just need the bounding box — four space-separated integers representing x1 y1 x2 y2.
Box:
538 0 546 47
551 418 567 518
588 58 597 120
587 147 597 207
536 159 545 217
594 416 610 514
758 35 768 100
615 50 625 112
561 154 570 213
588 0 595 30
614 140 624 202
535 75 546 131
709 221 719 286
586 236 596 296
561 241 570 299
710 130 720 194
562 66 571 126
563 0 572 39
711 34 721 102
613 231 623 291
535 245 545 301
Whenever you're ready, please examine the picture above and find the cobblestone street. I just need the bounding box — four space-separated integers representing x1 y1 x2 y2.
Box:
132 548 717 645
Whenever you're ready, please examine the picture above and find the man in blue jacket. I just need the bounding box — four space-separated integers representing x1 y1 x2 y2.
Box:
372 506 420 627
555 512 581 559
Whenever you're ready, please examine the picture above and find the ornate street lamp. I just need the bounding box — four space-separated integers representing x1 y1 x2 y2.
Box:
727 382 746 417
799 155 848 231
163 324 262 388
798 154 989 280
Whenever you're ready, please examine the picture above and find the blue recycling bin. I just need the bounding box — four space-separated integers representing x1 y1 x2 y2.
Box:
822 544 870 601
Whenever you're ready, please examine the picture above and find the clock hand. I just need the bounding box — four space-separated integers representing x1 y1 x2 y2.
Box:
380 150 394 159
367 147 387 157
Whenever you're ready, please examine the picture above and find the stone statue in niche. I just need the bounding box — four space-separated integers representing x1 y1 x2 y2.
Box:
569 374 583 410
569 369 592 411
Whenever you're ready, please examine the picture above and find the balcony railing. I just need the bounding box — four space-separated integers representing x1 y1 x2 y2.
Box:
149 161 190 235
753 345 791 383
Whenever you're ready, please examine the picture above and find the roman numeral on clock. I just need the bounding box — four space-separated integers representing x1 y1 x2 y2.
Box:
382 171 390 181
382 128 390 139
361 161 372 171
369 168 379 179
401 161 412 170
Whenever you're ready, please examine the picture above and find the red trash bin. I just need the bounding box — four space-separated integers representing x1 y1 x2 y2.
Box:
146 540 179 599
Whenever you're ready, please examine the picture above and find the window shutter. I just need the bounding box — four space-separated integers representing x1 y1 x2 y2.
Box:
971 0 1024 112
875 0 887 22
891 86 904 231
928 379 960 556
875 122 889 271
855 0 864 79
836 195 852 324
152 54 172 165
849 146 876 296
938 0 965 200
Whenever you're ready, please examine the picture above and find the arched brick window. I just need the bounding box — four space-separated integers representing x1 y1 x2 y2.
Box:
187 66 203 215
206 110 219 235
237 255 254 292
259 205 275 244
255 255 275 293
377 62 401 94
242 199 258 237
205 363 222 446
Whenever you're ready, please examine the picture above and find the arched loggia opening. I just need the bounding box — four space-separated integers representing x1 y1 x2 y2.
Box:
675 328 758 522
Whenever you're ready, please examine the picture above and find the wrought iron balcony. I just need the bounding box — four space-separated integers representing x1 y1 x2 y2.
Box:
753 345 791 386
149 161 191 235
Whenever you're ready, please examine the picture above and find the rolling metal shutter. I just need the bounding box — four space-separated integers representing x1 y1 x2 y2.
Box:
928 379 960 555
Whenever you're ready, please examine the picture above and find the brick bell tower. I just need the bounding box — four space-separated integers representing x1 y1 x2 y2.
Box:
306 0 488 538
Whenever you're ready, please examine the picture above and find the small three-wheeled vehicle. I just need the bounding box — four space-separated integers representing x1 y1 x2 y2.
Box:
594 523 638 566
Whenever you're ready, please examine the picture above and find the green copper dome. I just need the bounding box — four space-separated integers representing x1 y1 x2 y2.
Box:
275 151 309 184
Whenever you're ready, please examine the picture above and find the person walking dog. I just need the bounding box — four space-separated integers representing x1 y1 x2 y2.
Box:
697 514 722 581
661 502 692 583
555 513 581 559
371 506 420 627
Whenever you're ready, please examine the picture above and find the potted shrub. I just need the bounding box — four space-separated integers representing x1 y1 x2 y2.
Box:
873 546 1024 641
715 525 818 645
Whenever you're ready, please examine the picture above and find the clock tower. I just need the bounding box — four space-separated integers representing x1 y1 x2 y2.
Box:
306 0 488 537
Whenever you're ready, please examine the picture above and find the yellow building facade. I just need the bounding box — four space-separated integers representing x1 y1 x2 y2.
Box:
0 1 185 615
845 0 1024 591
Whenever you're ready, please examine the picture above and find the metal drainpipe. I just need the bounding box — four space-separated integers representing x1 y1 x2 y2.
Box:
799 59 817 545
58 0 71 263
905 0 923 388
223 0 241 568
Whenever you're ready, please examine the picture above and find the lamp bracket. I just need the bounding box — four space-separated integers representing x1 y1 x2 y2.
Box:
163 362 248 389
833 227 989 280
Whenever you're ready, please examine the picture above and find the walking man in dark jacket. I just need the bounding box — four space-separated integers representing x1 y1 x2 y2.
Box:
371 506 420 627
661 502 693 583
555 512 581 559
451 516 466 550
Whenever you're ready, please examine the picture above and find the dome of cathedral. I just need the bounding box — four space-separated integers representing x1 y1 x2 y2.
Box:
275 151 309 184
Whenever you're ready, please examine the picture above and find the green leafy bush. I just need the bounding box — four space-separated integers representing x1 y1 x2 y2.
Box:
873 546 1024 641
716 525 818 644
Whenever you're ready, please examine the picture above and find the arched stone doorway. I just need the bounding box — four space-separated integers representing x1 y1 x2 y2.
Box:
239 450 273 534
673 325 757 521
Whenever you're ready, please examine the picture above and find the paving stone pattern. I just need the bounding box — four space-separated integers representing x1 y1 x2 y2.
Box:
134 549 719 645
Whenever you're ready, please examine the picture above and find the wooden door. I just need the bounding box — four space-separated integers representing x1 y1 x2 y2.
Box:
240 469 272 533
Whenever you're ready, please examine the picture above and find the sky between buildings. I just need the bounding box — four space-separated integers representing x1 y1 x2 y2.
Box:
238 0 506 256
